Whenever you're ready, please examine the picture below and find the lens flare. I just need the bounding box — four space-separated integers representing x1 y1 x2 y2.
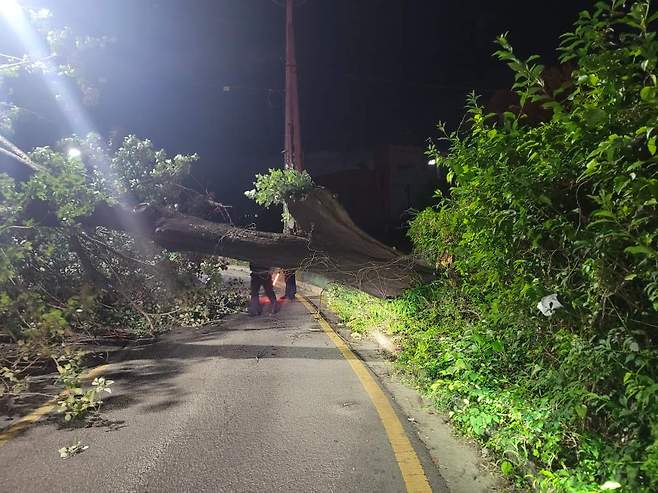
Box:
67 148 81 159
0 0 23 23
1 1 161 267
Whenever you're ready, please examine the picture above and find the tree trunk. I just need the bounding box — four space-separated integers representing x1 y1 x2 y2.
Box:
3 138 432 297
21 189 433 297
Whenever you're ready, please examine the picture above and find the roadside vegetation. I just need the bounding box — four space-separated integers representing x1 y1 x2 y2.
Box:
329 2 658 491
0 9 246 421
0 133 247 419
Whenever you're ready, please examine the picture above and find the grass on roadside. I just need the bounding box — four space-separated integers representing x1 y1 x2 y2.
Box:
326 282 658 492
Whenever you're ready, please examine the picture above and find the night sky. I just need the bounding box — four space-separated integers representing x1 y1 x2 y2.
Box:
3 0 592 208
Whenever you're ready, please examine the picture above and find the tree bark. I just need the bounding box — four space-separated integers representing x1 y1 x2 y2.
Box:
19 189 433 297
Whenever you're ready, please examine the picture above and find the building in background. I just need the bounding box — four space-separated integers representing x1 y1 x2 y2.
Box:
305 144 441 245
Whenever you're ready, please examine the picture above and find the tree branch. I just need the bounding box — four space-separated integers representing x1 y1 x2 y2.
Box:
17 187 433 297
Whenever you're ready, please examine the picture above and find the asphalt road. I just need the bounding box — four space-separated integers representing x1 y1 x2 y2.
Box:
0 285 446 492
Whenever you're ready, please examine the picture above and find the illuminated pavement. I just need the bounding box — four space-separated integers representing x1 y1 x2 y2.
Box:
0 279 447 492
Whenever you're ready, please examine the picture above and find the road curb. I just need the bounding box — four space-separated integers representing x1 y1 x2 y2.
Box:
295 273 401 359
297 293 434 493
297 281 508 493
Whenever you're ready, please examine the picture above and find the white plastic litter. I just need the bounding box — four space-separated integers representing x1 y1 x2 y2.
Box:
537 293 563 317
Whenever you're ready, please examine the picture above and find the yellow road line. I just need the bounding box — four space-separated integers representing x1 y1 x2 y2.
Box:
298 295 432 493
0 364 109 446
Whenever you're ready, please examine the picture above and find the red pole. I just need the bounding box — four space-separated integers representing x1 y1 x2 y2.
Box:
284 0 303 171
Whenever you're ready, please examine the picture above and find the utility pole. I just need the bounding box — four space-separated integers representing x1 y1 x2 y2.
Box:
274 0 305 300
282 0 304 171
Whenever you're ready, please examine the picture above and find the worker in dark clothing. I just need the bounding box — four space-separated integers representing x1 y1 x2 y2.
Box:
283 270 297 301
248 262 279 316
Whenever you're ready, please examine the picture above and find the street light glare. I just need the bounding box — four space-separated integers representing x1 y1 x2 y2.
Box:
0 0 23 22
67 148 81 159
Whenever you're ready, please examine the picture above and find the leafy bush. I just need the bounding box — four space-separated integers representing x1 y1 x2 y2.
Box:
0 134 246 399
245 168 314 208
0 4 246 417
55 352 113 422
332 2 658 491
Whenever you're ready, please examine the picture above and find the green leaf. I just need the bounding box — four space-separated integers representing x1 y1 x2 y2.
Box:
640 86 655 101
500 461 513 475
584 108 607 125
593 210 615 219
648 136 656 156
491 340 504 352
624 245 655 256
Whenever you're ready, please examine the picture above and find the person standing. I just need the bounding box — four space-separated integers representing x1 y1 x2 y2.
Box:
248 263 279 316
283 270 297 301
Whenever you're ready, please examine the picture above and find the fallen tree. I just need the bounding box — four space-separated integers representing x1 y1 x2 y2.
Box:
3 139 433 298
71 189 432 298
